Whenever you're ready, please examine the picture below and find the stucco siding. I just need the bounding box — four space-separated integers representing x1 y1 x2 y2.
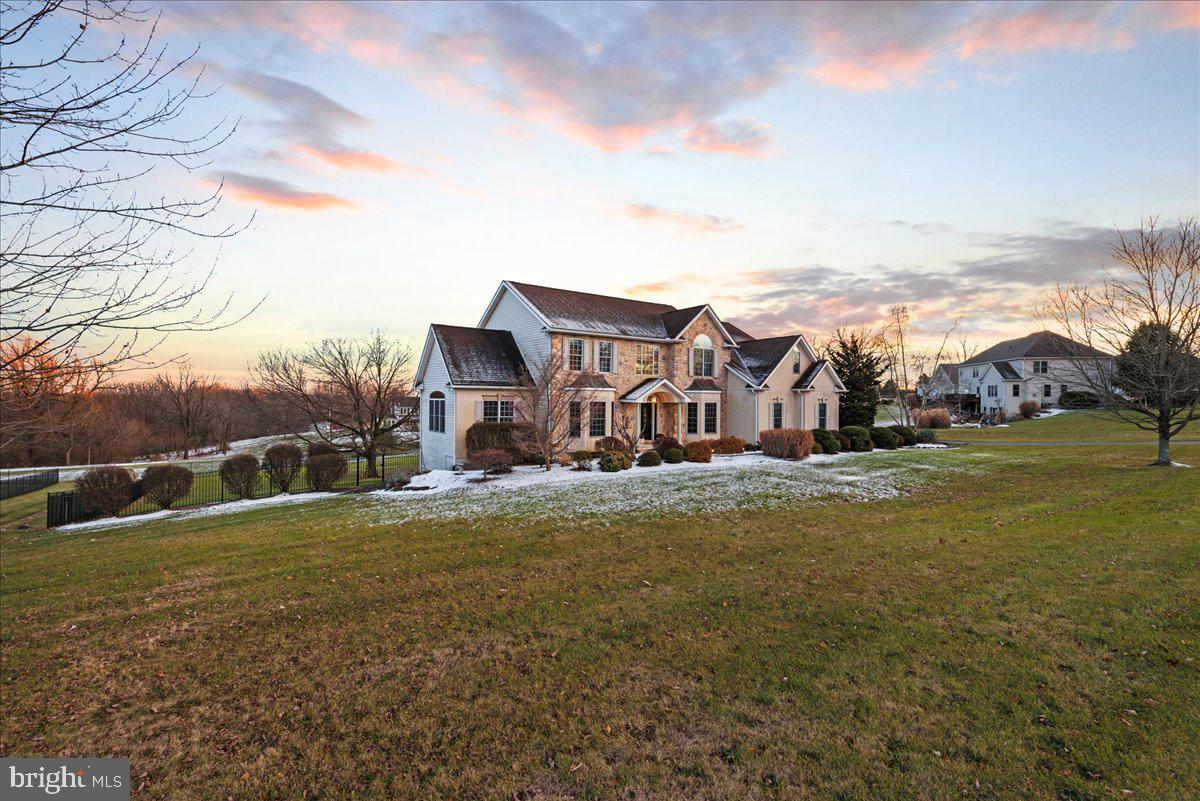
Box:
725 371 759 443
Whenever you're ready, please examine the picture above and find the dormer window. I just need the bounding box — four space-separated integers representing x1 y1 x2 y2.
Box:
691 334 714 377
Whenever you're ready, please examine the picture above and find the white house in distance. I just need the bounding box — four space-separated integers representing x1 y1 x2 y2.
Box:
927 330 1112 416
412 280 845 470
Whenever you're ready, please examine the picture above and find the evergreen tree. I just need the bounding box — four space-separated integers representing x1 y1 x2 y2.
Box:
825 329 887 428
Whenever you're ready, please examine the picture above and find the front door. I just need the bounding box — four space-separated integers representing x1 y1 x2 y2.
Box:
639 403 656 441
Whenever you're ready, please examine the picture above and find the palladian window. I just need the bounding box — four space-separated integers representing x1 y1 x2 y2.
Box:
691 334 714 377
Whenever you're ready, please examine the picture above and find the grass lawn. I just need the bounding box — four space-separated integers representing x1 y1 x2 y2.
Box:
1 445 1197 799
944 410 1200 443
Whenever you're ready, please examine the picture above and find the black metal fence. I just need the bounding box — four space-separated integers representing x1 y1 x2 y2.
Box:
1 469 60 500
46 453 417 528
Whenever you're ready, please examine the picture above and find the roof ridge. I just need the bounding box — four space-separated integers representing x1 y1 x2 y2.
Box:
506 280 678 311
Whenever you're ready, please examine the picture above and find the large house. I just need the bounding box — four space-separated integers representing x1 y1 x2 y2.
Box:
926 331 1111 416
413 281 845 470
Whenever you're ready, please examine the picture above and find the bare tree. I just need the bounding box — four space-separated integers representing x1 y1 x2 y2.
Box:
512 349 587 470
878 305 916 426
610 402 642 457
1041 217 1200 466
1 1 254 404
251 332 416 477
151 362 217 459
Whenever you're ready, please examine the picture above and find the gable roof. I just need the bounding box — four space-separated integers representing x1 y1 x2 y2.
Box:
620 377 691 403
721 321 755 343
932 363 960 384
499 281 737 344
991 360 1021 380
963 331 1109 365
792 360 826 390
430 325 529 387
729 335 802 385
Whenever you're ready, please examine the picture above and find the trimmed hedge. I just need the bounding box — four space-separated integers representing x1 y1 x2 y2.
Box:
595 436 627 454
652 434 681 455
263 443 303 491
684 440 712 463
466 448 513 476
306 452 347 491
886 425 916 447
834 431 852 451
599 450 632 472
840 426 873 452
219 454 259 500
812 428 840 455
142 464 194 509
711 436 746 455
465 421 529 458
306 442 339 458
571 450 594 471
759 428 814 460
77 466 135 517
1059 390 1099 409
869 426 901 450
636 450 662 467
662 447 685 464
915 428 938 444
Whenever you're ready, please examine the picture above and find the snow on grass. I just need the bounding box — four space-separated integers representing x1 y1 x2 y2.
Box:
55 492 339 532
363 449 997 525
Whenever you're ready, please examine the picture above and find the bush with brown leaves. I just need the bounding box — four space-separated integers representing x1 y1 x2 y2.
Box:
77 466 135 517
142 464 194 509
758 428 814 460
263 443 303 492
306 452 348 491
1018 400 1040 419
219 454 259 500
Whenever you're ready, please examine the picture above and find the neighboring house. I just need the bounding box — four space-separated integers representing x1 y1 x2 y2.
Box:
953 331 1111 416
413 281 845 470
921 363 960 402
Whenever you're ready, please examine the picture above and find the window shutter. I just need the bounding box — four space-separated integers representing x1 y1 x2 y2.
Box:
474 401 483 421
611 340 618 372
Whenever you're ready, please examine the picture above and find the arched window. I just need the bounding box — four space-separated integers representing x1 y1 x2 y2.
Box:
691 334 714 377
792 350 802 373
428 391 446 433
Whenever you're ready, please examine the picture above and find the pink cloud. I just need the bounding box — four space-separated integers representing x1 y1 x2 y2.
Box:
496 125 535 142
683 120 773 158
807 45 935 92
622 204 744 235
211 172 356 211
291 144 429 175
956 7 1134 59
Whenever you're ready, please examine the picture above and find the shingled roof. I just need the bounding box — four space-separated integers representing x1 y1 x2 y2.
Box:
792 360 827 390
430 325 529 387
507 281 677 339
721 321 755 343
963 331 1109 365
729 335 801 385
991 360 1021 380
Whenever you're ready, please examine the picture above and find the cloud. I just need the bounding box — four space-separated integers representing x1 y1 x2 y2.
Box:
683 120 773 158
496 125 535 142
215 68 407 174
621 203 744 235
955 4 1134 59
624 274 708 295
212 171 355 210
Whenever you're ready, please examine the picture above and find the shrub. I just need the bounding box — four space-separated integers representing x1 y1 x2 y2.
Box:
306 442 339 458
759 428 814 460
994 409 1008 424
77 466 134 517
636 450 662 467
886 425 917 447
599 450 632 472
662 447 685 464
384 469 415 489
142 465 194 509
811 441 824 455
868 426 901 450
711 436 746 455
595 436 627 454
306 452 348 491
466 448 513 476
684 440 712 463
1059 390 1099 409
262 443 303 491
219 454 259 499
571 450 594 471
812 428 840 455
915 428 938 444
464 421 532 459
913 408 952 429
840 426 874 452
652 434 680 455
833 431 852 451
1018 400 1040 419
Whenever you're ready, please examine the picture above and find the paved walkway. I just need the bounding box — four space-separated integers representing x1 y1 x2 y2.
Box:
947 440 1200 447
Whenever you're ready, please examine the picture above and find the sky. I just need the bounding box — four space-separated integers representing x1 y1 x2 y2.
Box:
14 1 1200 377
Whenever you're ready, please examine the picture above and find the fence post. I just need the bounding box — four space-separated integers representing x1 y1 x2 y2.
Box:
355 455 360 487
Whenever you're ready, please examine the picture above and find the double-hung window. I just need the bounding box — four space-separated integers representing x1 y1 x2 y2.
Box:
987 385 998 398
1033 360 1049 374
428 392 446 433
636 343 659 376
1043 384 1052 398
771 401 784 429
686 402 698 434
482 399 513 422
1060 384 1068 396
588 401 607 437
597 341 613 373
568 338 584 371
569 401 582 437
1012 384 1021 398
972 366 979 378
817 401 828 430
704 402 718 434
691 334 714 377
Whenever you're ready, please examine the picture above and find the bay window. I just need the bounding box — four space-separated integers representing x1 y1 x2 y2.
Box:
589 401 607 437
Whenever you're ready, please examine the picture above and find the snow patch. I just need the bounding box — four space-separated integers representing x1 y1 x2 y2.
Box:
56 492 339 532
